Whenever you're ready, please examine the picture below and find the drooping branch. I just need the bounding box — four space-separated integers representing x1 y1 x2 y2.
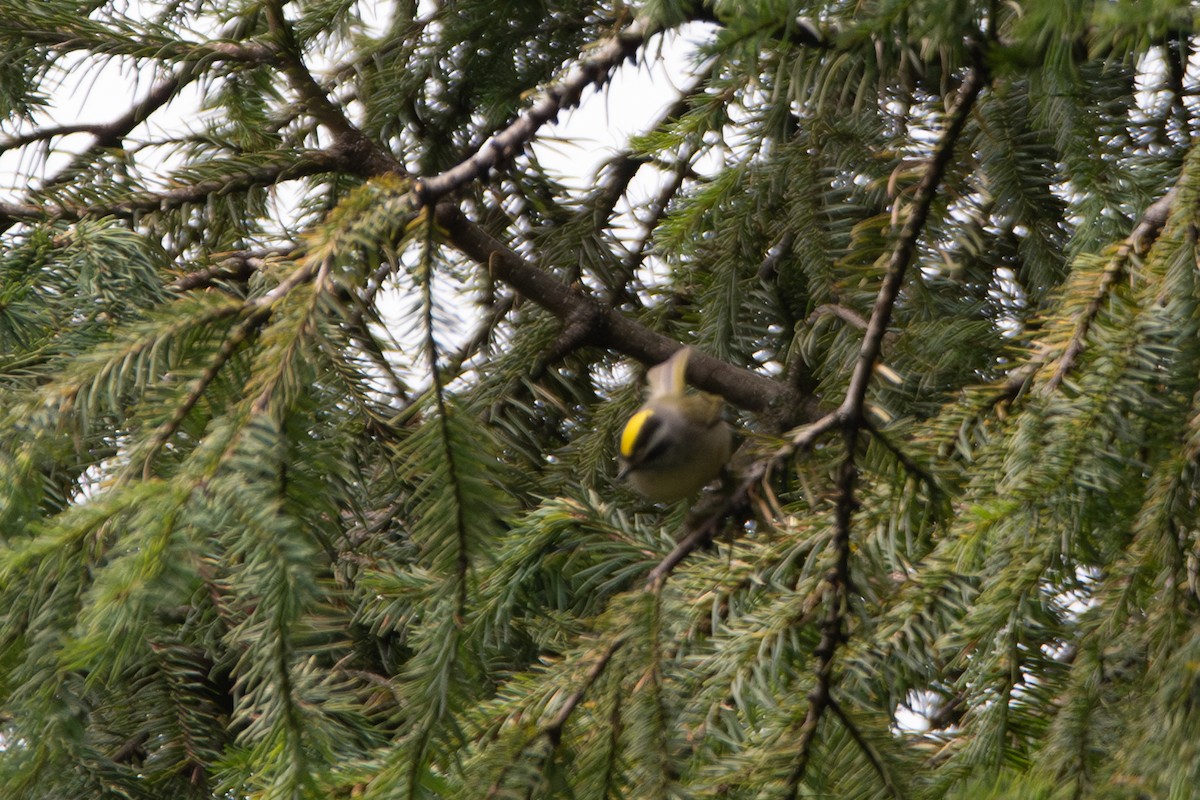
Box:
582 50 987 513
0 153 342 226
783 63 986 797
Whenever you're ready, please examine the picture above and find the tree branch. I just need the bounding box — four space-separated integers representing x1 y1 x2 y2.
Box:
434 203 810 418
838 66 987 422
262 0 400 178
484 635 627 799
780 63 986 797
76 68 194 160
6 21 275 63
610 143 695 304
863 417 942 496
1044 186 1178 393
414 18 652 203
167 248 293 293
138 306 272 481
827 696 902 799
0 153 341 226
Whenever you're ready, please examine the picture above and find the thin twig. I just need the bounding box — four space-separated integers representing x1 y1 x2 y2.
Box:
785 425 859 796
484 635 628 799
827 696 902 799
807 303 869 330
862 417 942 496
784 63 987 797
610 145 695 303
838 68 987 423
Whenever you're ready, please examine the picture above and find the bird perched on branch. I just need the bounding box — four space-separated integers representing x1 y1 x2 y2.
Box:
617 347 733 503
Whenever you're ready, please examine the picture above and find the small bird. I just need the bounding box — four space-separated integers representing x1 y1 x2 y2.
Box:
617 347 733 502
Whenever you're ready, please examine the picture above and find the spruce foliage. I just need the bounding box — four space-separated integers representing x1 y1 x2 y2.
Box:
0 0 1198 797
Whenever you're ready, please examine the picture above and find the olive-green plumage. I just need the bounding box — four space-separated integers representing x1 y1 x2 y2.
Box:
617 348 732 502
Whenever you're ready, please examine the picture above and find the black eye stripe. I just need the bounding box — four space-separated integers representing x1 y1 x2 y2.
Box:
631 414 664 459
640 438 671 465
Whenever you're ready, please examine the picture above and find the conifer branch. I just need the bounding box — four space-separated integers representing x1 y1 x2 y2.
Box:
484 635 628 799
0 123 114 150
414 18 651 203
262 0 400 178
595 61 712 247
785 426 859 798
593 63 714 305
140 254 327 479
419 213 471 621
434 203 809 418
168 248 292 293
838 66 987 423
863 417 942 496
445 293 517 373
1044 186 1177 393
0 15 280 238
0 154 342 226
7 20 275 63
782 62 986 796
827 696 902 798
44 63 199 190
140 307 272 480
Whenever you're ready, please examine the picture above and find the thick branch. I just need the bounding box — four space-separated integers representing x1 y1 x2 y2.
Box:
435 203 809 418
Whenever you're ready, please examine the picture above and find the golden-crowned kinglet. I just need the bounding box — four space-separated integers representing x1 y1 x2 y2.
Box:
617 347 733 502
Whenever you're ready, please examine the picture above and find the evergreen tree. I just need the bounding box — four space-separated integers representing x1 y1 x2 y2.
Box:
0 1 1197 797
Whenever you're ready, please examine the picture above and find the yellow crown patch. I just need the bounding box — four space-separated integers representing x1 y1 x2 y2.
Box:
620 408 656 458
